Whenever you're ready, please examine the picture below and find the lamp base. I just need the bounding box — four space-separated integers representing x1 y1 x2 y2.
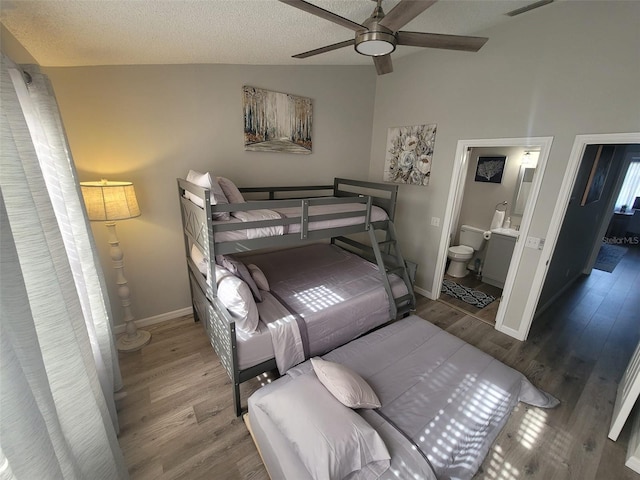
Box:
117 329 152 352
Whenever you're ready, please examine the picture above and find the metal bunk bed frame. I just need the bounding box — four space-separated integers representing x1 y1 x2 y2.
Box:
177 177 416 416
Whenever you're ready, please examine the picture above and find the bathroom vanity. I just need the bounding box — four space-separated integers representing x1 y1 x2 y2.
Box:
482 228 518 288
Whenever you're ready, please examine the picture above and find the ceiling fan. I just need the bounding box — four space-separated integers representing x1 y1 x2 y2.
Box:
279 0 489 75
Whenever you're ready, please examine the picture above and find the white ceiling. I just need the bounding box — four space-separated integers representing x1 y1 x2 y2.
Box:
1 0 545 67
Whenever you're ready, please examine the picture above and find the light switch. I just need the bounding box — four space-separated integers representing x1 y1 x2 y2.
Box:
431 217 440 227
525 236 540 249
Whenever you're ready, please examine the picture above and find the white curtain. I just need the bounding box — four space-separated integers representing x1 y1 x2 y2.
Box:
615 161 640 210
0 55 128 479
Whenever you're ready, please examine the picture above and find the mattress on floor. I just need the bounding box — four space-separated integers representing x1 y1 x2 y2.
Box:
248 315 558 480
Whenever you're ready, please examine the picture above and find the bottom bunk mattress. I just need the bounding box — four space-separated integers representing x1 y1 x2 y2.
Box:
248 315 558 480
238 243 409 372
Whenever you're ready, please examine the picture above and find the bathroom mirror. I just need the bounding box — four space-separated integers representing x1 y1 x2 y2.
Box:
512 166 536 216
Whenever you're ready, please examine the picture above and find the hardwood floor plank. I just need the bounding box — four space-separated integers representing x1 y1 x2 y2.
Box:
117 246 640 479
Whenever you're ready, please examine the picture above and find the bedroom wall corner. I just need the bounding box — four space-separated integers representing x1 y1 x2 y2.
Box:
1 23 38 64
43 63 377 326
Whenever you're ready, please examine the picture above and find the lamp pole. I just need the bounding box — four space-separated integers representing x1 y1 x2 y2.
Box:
107 221 151 352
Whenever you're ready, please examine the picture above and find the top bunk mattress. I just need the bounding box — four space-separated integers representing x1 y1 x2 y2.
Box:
212 202 389 243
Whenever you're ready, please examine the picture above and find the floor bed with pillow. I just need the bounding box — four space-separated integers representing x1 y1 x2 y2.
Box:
177 173 416 416
247 315 559 480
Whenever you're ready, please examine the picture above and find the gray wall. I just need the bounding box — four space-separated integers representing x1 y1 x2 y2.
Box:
368 1 640 333
42 64 376 325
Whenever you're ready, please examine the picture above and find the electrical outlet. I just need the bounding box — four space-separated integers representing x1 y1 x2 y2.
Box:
525 236 540 249
431 217 440 227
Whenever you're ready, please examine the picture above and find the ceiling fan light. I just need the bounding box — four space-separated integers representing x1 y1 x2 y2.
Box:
355 31 396 56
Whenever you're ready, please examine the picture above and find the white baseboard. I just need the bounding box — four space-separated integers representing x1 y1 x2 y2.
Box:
414 285 434 300
114 306 193 334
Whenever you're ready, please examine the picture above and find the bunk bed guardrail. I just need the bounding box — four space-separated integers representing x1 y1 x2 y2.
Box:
177 177 412 415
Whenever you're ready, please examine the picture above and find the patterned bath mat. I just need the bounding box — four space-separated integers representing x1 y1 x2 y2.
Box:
441 279 496 309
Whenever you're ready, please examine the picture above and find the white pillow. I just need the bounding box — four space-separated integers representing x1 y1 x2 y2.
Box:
255 372 390 480
216 255 262 302
247 264 269 292
190 243 208 276
185 170 230 220
311 357 381 409
217 176 245 204
214 266 259 334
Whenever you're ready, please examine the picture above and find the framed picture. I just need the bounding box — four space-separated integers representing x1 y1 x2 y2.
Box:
242 86 312 154
581 144 612 206
475 156 506 183
383 124 436 186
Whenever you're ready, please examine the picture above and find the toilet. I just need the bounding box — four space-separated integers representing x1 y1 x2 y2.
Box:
446 225 486 278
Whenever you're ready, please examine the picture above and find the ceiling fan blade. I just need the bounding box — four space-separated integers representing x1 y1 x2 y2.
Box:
292 39 355 58
378 0 437 32
397 31 488 52
279 0 363 32
373 55 393 75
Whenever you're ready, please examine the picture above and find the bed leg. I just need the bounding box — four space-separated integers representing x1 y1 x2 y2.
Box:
233 381 242 417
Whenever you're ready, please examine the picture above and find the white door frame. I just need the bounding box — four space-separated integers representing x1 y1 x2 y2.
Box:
432 136 554 339
508 132 640 341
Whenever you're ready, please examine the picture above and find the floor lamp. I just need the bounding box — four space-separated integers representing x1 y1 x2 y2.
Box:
80 179 151 352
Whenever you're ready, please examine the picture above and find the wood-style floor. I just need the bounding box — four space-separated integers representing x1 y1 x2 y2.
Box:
117 245 640 480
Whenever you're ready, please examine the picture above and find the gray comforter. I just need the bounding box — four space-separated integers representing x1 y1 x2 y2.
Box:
254 315 558 480
242 244 408 372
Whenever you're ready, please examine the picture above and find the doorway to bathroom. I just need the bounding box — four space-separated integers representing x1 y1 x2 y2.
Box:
433 137 553 328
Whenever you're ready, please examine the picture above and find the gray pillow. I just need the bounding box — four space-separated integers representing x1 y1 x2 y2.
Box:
247 264 269 292
216 176 245 204
311 357 381 409
216 254 262 302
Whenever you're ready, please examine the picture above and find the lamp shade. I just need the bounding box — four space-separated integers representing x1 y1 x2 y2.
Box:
80 180 140 221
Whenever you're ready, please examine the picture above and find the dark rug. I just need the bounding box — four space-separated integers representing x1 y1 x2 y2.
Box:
441 279 496 309
594 243 627 272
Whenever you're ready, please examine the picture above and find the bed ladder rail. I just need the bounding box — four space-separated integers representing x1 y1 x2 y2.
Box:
367 222 416 319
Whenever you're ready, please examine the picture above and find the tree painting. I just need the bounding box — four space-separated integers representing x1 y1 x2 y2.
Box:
475 156 506 183
243 86 312 154
383 124 436 186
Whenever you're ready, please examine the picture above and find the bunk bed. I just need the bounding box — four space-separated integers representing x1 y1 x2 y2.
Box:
177 176 416 416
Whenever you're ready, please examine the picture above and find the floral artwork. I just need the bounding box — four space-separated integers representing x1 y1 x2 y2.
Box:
475 156 506 183
383 124 436 186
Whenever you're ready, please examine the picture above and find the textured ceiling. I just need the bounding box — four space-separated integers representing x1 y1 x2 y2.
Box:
1 0 542 67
